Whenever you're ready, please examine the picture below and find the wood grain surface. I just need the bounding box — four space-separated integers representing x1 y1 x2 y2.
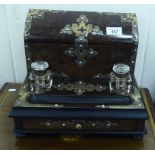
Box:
26 11 136 81
0 83 155 150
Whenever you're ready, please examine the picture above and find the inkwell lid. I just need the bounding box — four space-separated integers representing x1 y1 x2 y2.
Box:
113 64 130 76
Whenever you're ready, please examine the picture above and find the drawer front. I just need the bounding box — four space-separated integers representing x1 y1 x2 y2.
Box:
21 119 145 132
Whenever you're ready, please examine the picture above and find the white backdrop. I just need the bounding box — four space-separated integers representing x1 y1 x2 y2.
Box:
0 4 155 100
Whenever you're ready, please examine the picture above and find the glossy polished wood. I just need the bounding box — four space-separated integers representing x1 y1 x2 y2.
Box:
26 11 137 80
0 83 155 150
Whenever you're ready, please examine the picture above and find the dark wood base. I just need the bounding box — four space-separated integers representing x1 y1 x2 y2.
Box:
0 83 155 149
10 107 147 139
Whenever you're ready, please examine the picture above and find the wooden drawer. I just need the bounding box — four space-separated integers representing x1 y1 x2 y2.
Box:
19 118 145 132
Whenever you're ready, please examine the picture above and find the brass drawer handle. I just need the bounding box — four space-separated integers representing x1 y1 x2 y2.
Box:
75 123 82 130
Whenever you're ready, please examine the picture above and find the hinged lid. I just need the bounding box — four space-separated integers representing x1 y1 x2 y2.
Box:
24 9 138 82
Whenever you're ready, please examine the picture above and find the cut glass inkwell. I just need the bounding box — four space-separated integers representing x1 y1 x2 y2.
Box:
29 61 52 93
110 63 132 95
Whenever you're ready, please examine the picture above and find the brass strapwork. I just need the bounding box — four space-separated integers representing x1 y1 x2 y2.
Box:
53 81 107 95
109 63 132 95
29 61 52 93
60 14 103 67
60 14 103 37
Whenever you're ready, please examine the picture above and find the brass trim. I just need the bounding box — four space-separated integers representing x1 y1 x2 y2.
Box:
61 135 81 142
60 14 103 37
53 81 107 95
24 9 46 38
14 83 145 110
60 14 103 67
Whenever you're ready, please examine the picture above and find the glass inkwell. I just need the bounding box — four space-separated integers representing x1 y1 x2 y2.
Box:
29 61 52 93
109 63 132 95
